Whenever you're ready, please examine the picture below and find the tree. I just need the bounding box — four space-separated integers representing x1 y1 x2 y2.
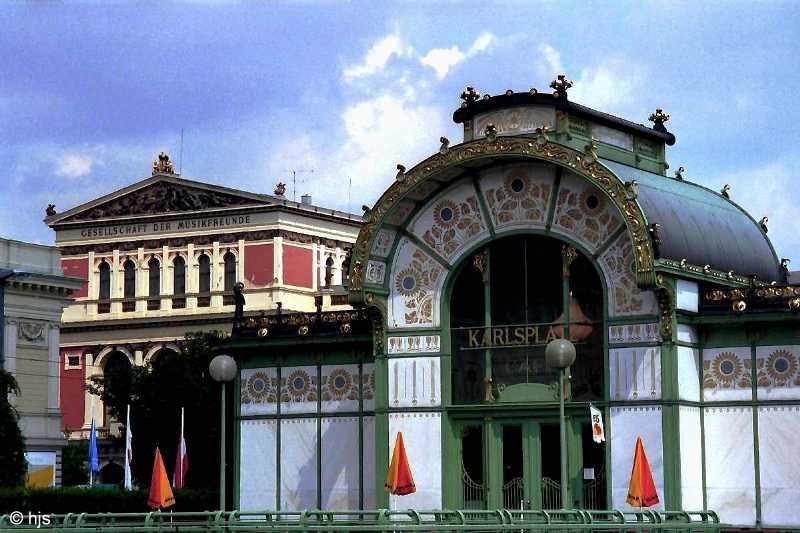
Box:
88 332 224 489
61 440 88 486
0 369 27 487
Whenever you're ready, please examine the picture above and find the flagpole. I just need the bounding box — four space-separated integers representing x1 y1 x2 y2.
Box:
89 396 94 487
179 407 184 484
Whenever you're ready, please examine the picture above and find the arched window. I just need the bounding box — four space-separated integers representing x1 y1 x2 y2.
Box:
123 260 135 311
173 256 186 295
198 254 211 307
148 258 160 297
223 252 236 292
98 261 111 314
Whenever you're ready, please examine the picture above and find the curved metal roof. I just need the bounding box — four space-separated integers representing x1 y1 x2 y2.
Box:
601 160 781 282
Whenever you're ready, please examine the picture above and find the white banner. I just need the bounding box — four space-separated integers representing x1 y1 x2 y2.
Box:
590 404 606 443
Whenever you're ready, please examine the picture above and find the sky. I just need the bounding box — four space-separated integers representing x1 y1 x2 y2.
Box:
2 1 800 265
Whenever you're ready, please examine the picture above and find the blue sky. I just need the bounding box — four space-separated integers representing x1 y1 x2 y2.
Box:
2 2 799 265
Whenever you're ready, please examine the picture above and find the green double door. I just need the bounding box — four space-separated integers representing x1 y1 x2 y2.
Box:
457 417 605 510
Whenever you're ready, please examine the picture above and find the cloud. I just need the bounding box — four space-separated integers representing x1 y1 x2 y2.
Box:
54 153 94 178
419 32 497 79
537 43 563 77
343 32 411 82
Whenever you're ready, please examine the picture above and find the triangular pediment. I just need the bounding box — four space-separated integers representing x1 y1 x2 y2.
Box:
48 175 273 224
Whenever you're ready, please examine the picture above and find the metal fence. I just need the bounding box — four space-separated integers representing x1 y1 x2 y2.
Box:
0 509 723 532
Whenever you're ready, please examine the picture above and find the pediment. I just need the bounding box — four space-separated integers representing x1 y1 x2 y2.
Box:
59 179 269 223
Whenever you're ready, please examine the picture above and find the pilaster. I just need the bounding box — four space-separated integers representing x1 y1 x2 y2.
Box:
47 324 60 411
4 319 18 406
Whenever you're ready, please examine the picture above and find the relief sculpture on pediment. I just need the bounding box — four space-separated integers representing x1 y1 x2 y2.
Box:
67 182 260 221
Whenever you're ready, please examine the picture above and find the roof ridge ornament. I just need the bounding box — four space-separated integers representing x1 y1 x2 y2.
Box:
674 166 685 180
649 109 670 133
720 184 731 199
152 152 176 176
460 86 480 107
550 74 573 99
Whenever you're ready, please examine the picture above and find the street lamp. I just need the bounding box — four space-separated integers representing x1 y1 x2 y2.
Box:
209 354 237 511
545 338 576 509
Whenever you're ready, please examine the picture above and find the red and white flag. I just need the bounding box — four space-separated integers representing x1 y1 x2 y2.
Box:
123 404 133 490
173 407 189 489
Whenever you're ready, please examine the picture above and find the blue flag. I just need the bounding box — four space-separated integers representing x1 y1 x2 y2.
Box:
88 418 100 476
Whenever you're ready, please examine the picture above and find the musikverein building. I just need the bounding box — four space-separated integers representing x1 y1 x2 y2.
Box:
46 157 361 482
226 78 799 530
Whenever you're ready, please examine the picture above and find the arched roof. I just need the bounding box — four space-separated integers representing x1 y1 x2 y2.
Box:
602 160 781 281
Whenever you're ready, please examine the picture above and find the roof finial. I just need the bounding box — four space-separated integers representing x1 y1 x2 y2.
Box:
720 184 731 199
460 86 480 107
649 109 670 133
152 152 176 175
274 182 286 197
549 74 573 99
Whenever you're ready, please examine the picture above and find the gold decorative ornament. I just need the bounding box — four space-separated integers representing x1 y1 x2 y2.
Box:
759 216 769 233
674 166 685 180
257 327 269 337
460 86 480 106
648 109 670 132
439 137 450 155
340 322 352 334
680 258 687 269
152 152 175 175
720 184 731 199
789 298 800 311
561 244 578 278
550 74 573 98
485 124 497 142
703 264 712 274
584 140 599 162
395 164 406 182
472 249 489 284
298 325 309 336
624 179 639 200
534 125 550 146
732 300 747 313
274 182 286 196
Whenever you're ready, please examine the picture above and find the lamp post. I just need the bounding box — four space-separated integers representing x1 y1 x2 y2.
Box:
209 354 237 511
545 338 576 509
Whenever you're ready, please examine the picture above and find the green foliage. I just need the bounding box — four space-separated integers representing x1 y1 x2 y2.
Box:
60 441 88 487
0 370 27 487
87 332 224 489
0 487 217 514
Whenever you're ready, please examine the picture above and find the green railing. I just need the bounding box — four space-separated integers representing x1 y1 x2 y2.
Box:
0 508 723 532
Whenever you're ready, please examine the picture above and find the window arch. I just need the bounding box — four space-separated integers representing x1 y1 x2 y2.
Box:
223 252 236 292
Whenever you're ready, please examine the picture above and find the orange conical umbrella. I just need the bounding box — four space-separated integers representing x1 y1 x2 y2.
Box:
384 432 416 496
626 436 659 507
147 447 176 509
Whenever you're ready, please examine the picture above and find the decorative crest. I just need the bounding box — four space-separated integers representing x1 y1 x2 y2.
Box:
439 136 450 155
45 204 57 217
550 74 573 99
274 182 286 196
152 152 176 175
649 109 670 133
759 216 768 234
674 166 685 180
460 86 480 106
395 164 406 182
720 184 730 199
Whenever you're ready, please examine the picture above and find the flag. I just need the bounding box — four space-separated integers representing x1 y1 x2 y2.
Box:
384 432 416 496
123 404 133 490
173 407 189 489
88 417 99 485
147 447 176 509
626 436 659 507
589 404 605 443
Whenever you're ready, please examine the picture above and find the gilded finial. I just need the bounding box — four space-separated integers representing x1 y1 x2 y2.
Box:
703 264 712 274
674 166 684 180
759 216 768 233
649 109 670 133
550 74 573 99
485 124 497 142
460 86 480 106
274 182 286 196
151 152 175 175
439 136 450 155
395 164 406 182
720 184 731 199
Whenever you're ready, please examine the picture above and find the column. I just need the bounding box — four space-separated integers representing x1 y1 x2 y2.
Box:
237 239 245 284
274 236 284 286
82 353 95 429
4 319 17 406
47 324 60 411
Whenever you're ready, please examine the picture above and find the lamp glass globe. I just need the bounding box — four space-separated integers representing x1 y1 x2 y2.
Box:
209 354 237 382
545 338 577 369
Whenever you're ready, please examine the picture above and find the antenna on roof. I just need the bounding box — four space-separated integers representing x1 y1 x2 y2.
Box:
348 177 352 213
284 169 314 201
179 128 185 175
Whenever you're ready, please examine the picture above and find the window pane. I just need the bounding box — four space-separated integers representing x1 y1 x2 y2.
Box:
99 262 110 300
123 260 135 299
198 254 210 294
173 257 186 295
148 258 160 297
224 252 236 291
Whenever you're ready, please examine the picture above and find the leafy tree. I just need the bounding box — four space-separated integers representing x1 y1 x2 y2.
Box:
61 441 88 486
88 332 224 489
0 370 27 487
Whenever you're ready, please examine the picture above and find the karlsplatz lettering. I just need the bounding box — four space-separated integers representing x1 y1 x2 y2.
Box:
463 325 564 349
80 216 251 238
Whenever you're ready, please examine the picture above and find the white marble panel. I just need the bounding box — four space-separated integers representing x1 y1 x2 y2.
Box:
388 357 441 408
758 406 800 527
599 234 658 317
388 238 446 329
280 366 318 414
608 323 660 344
387 335 441 355
371 228 397 258
676 280 699 313
677 346 700 402
407 178 489 264
363 416 376 509
240 368 278 416
366 260 386 285
609 347 661 401
388 412 442 510
676 324 698 344
552 172 623 253
703 347 752 401
477 162 555 231
240 420 277 511
321 364 359 413
755 345 800 400
321 417 360 510
280 417 319 511
473 105 555 138
703 406 756 526
679 406 703 510
610 406 664 510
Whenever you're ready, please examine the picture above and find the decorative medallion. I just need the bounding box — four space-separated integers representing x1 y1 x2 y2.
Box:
281 368 317 404
703 350 751 391
553 176 621 251
481 165 552 228
418 184 487 261
755 347 800 389
322 367 357 401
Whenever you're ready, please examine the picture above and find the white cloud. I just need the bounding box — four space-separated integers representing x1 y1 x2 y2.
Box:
569 59 645 112
54 153 94 178
537 43 563 77
343 32 411 82
419 32 497 79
